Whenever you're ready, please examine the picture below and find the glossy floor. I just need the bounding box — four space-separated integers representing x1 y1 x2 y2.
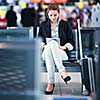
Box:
41 72 92 100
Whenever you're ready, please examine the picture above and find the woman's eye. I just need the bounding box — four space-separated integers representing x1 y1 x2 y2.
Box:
54 14 57 16
50 14 57 17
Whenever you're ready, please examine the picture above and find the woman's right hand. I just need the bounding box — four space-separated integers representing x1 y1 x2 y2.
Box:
59 45 67 51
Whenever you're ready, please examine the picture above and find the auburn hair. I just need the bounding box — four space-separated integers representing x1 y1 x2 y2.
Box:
46 3 60 17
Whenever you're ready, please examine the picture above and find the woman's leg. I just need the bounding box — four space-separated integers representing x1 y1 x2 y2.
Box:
48 40 66 73
43 43 56 92
48 40 70 79
43 44 55 84
43 40 70 91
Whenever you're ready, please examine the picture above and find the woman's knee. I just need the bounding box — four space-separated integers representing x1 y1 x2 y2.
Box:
48 40 58 47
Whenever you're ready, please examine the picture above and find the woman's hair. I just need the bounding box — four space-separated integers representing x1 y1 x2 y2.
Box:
46 3 60 18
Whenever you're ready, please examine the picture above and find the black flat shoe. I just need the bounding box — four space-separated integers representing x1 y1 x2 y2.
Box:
61 75 71 84
45 84 55 95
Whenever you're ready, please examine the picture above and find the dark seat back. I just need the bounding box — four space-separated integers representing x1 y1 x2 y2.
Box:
68 29 79 62
0 27 34 40
0 39 41 100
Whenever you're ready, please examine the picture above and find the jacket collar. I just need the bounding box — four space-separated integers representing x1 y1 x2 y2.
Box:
46 19 63 37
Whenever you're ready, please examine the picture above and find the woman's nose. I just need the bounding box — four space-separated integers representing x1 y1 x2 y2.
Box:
52 16 55 19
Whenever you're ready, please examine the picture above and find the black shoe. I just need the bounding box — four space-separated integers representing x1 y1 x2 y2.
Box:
45 84 55 95
61 75 71 84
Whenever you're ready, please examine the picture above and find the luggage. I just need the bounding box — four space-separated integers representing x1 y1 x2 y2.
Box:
81 57 95 95
77 19 95 96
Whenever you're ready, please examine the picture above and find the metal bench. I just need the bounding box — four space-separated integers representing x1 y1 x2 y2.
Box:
35 27 81 72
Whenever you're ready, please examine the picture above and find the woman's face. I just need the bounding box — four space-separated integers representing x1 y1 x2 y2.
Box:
48 10 59 23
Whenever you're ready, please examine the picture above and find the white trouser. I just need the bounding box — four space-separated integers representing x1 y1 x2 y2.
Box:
42 40 68 83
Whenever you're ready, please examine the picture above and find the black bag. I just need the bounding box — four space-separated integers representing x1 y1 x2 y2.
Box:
81 57 95 95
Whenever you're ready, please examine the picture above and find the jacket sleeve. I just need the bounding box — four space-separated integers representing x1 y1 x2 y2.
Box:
67 22 74 45
38 23 46 45
65 21 74 46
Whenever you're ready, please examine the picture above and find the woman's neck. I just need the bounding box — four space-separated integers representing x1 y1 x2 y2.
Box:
51 21 57 25
51 21 58 30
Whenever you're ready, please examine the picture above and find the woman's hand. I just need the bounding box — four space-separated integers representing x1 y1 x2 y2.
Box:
59 45 67 51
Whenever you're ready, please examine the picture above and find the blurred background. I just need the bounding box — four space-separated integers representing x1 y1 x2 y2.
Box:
0 0 100 100
0 0 100 29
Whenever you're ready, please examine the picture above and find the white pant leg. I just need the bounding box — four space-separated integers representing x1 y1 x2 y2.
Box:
42 44 55 83
48 40 67 73
42 40 68 83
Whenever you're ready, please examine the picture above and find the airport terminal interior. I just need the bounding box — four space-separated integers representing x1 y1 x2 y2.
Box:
0 0 100 100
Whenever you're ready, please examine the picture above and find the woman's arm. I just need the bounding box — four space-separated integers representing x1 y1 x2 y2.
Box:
38 22 46 48
61 21 74 51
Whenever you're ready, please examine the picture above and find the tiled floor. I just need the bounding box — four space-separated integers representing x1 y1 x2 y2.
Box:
41 72 92 100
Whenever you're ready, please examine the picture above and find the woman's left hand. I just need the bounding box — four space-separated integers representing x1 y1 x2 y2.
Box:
59 46 67 51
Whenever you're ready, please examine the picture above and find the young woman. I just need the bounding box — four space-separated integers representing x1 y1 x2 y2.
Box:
38 3 74 95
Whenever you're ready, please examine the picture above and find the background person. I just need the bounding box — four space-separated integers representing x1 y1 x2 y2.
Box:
5 5 17 27
21 4 39 27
